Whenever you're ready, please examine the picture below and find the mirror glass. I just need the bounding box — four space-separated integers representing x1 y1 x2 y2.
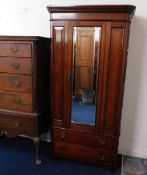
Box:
71 27 101 125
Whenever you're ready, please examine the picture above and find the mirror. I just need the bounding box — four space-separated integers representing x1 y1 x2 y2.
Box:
71 27 101 125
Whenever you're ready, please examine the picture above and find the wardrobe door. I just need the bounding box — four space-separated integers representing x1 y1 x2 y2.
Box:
51 21 69 127
99 22 130 136
67 21 106 133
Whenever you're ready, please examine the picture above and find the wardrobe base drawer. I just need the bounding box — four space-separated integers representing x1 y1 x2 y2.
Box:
0 114 36 137
53 127 115 150
53 141 117 167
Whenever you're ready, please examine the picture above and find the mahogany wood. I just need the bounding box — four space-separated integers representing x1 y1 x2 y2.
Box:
0 42 32 57
0 113 35 137
48 5 136 169
0 91 33 112
53 127 116 150
0 57 32 74
0 36 50 164
0 74 32 92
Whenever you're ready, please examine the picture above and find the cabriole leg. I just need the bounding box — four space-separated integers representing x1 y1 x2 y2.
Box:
33 137 42 165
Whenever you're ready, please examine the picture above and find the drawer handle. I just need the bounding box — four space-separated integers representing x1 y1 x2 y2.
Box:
97 154 105 161
14 98 22 104
11 63 20 69
12 80 21 87
14 121 21 127
11 46 19 53
96 140 106 145
60 133 67 140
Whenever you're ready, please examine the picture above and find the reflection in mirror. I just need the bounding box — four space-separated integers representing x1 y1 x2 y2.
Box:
71 27 101 125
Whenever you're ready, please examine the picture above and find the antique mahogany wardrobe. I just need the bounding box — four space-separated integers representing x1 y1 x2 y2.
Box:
47 5 136 169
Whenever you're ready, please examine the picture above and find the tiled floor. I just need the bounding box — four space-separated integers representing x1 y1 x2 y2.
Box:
123 156 147 175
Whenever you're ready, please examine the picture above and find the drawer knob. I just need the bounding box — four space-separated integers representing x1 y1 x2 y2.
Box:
60 133 67 140
14 98 22 104
97 140 106 145
11 63 20 69
11 46 19 53
14 121 21 127
97 154 105 161
13 80 21 87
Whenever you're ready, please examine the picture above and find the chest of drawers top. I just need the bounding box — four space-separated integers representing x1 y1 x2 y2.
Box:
0 36 47 57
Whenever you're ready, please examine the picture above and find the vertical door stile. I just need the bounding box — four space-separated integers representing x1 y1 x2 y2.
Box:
66 21 73 128
63 21 69 128
96 22 111 134
95 22 103 133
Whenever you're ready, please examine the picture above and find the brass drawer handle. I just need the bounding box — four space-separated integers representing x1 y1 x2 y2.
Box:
60 133 67 140
97 154 105 161
11 46 19 53
96 140 106 145
11 63 20 69
12 80 21 87
14 98 22 104
14 121 21 127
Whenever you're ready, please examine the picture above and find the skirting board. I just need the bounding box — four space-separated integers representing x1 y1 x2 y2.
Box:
118 149 147 159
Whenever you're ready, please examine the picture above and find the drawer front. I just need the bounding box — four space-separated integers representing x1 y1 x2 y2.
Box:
0 43 32 57
0 114 35 136
0 91 33 112
0 74 32 92
53 128 114 150
0 57 32 74
54 141 113 163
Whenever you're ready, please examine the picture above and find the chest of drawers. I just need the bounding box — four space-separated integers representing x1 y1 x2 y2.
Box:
0 36 50 164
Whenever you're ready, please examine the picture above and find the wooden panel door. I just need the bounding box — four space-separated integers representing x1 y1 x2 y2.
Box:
74 28 95 97
67 21 106 133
